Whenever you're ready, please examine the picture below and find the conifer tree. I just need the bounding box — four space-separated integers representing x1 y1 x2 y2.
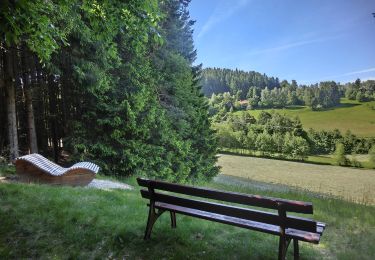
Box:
153 0 219 181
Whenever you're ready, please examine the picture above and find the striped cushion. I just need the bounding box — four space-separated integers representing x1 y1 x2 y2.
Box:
16 153 100 176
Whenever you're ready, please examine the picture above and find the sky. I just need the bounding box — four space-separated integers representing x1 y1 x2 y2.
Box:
189 0 375 84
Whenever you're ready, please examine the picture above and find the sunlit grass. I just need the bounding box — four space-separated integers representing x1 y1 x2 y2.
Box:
218 154 375 205
236 98 375 137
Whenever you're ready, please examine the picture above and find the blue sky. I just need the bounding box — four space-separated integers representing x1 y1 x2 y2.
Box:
189 0 375 84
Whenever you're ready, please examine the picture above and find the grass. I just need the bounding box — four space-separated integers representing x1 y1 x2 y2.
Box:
308 154 373 169
220 148 375 169
0 175 374 259
236 98 375 137
218 154 375 205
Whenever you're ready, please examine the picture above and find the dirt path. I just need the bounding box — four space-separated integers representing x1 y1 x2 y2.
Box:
0 176 133 190
87 179 132 190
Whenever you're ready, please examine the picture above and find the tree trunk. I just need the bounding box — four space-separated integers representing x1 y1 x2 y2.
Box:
24 86 38 153
22 50 38 153
48 75 59 163
3 47 19 161
35 64 48 153
0 48 6 153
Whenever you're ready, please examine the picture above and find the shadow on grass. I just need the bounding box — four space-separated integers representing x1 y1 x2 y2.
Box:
218 150 332 166
214 174 333 200
338 102 361 108
311 102 361 112
283 106 306 110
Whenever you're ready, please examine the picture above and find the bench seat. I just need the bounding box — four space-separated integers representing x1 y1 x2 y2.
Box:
154 201 325 244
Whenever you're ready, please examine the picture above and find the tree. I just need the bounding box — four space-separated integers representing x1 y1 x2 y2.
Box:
151 0 219 181
255 132 274 155
290 137 310 160
215 124 239 148
0 0 219 183
334 143 349 166
356 92 367 102
369 145 375 169
1 0 75 160
244 130 257 151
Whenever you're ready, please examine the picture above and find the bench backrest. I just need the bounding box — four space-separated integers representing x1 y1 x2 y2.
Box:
137 177 317 233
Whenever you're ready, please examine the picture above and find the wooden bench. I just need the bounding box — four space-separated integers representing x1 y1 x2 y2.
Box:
15 153 100 186
137 177 326 260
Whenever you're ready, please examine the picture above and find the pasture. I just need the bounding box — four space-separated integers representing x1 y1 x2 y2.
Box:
239 98 375 137
218 154 375 205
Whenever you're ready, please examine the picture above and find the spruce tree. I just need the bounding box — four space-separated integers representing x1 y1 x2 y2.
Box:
153 0 219 181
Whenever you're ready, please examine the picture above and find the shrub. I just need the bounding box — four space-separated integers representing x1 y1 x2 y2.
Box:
334 143 349 166
368 145 375 169
350 154 362 168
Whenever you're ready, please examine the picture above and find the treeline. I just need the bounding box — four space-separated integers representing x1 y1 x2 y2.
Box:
246 81 340 110
203 67 375 113
201 67 280 98
0 0 218 182
215 112 375 160
208 81 341 121
345 79 375 102
215 112 310 159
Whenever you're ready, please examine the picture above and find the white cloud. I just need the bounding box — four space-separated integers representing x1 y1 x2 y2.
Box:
338 67 375 77
197 0 251 39
319 67 375 81
246 36 340 56
302 67 375 84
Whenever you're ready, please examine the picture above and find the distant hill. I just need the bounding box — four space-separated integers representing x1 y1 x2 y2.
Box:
201 67 281 99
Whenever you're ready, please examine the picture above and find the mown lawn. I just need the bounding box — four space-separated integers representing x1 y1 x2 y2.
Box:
236 98 375 137
218 154 375 205
0 175 374 259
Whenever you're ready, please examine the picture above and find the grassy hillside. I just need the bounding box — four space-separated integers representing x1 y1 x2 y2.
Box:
0 177 374 259
218 154 375 205
237 98 375 137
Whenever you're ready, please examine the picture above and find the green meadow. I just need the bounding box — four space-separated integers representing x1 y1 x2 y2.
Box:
0 174 374 259
237 98 375 137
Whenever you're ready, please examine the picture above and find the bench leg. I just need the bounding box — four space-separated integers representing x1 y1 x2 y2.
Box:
278 236 287 260
293 239 299 260
170 211 176 228
144 205 165 240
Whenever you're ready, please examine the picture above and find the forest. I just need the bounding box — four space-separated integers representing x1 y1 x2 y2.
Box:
0 0 218 182
214 111 375 161
203 68 375 113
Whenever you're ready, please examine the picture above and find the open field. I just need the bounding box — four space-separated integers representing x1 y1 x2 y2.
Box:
218 154 375 205
220 148 375 169
0 175 374 259
238 98 375 137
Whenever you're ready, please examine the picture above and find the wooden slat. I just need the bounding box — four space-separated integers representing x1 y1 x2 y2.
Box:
317 222 326 235
154 202 321 244
137 178 313 214
141 189 317 232
15 154 100 176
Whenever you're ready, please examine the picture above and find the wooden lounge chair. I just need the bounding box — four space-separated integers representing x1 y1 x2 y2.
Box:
15 153 99 186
